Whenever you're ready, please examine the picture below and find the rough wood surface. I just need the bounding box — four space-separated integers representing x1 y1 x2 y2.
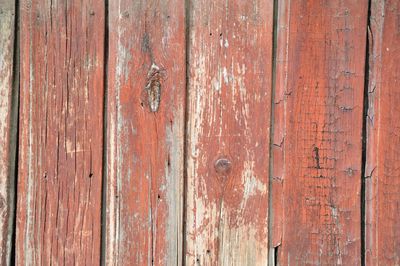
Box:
0 0 16 264
365 0 400 264
271 1 368 265
185 0 273 264
105 0 186 265
5 1 400 264
16 0 105 264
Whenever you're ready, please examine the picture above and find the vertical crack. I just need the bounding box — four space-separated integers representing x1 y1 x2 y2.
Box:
361 1 372 265
268 0 279 264
182 0 191 265
100 0 109 264
10 0 20 264
274 244 280 266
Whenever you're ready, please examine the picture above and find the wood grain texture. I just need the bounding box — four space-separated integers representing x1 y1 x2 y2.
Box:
0 0 16 264
16 0 105 264
365 0 400 264
185 0 273 264
105 0 185 265
271 1 368 265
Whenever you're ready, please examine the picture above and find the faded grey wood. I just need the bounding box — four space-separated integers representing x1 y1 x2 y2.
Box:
0 0 17 265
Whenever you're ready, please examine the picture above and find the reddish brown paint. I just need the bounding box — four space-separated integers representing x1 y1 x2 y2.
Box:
185 0 273 264
365 0 400 264
105 0 186 265
16 0 104 264
0 0 16 264
2 0 400 264
271 1 368 265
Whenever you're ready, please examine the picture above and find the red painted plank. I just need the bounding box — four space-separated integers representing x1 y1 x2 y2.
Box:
271 1 368 265
185 0 274 264
365 1 400 264
0 0 16 264
16 0 105 264
105 1 186 265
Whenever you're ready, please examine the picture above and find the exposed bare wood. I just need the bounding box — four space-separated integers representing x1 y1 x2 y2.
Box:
185 0 274 264
0 0 17 264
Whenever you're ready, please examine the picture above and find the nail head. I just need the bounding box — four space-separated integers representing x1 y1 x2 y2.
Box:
214 157 232 175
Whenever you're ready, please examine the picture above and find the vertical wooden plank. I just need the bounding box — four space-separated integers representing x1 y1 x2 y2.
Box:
185 0 273 264
271 1 368 265
106 0 185 265
269 0 287 261
17 0 104 264
366 0 400 264
0 0 16 264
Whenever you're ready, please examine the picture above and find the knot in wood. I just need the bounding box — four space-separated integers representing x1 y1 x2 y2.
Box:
145 63 162 112
214 157 232 175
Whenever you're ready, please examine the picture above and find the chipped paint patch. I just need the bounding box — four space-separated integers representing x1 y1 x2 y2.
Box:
242 161 267 201
0 4 15 264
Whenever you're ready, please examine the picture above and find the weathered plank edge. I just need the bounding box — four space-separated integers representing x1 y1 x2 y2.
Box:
361 0 373 264
100 0 109 265
269 0 290 264
7 1 19 264
182 0 190 264
267 0 280 264
0 0 19 264
364 0 395 264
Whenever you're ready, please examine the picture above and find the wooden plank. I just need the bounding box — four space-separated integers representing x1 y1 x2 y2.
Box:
271 1 368 265
0 0 16 264
16 0 105 264
105 0 185 265
185 0 273 264
365 0 400 264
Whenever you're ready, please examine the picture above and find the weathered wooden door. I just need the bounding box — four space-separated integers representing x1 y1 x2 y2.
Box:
0 0 399 265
